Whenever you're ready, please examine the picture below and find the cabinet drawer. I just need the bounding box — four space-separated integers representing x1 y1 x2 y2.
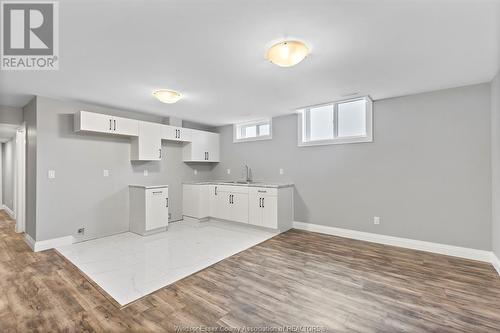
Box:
217 185 249 194
249 187 277 197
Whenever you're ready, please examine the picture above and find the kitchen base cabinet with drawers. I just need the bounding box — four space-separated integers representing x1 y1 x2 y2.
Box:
182 183 293 232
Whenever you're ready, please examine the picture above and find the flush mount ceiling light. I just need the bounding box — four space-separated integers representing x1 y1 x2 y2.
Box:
152 89 182 104
266 40 309 67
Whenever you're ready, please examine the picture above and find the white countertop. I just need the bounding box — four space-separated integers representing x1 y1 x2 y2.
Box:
129 184 168 189
183 181 294 189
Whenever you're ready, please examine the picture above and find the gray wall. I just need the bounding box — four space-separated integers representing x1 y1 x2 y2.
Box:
213 84 492 250
2 140 15 211
492 71 500 258
0 105 23 125
23 98 37 239
33 97 215 241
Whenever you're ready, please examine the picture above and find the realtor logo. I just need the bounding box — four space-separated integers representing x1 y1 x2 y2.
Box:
1 1 59 70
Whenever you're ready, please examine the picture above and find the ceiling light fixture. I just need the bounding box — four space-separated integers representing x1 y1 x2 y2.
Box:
266 40 309 67
152 89 182 104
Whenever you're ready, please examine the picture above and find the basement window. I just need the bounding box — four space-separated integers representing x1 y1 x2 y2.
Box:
298 96 373 146
233 119 272 143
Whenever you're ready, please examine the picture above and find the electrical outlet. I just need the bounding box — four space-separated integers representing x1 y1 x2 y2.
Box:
103 169 109 177
48 170 56 179
194 169 198 175
77 228 85 235
143 169 148 176
279 168 284 175
227 169 231 175
373 216 380 225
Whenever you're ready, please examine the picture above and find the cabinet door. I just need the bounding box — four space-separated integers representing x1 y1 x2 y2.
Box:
189 130 207 161
216 192 231 220
132 122 162 161
261 195 278 229
146 189 168 230
206 133 220 162
249 192 262 226
77 111 113 133
209 185 218 217
231 193 249 223
176 127 191 142
113 116 139 136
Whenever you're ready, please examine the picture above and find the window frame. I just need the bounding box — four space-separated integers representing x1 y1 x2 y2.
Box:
297 96 373 147
233 119 273 143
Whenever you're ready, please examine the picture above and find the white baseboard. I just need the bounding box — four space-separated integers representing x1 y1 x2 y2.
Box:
492 253 500 276
2 205 15 219
293 221 493 263
24 233 75 252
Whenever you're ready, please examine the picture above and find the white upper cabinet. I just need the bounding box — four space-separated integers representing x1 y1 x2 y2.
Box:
74 111 139 136
162 125 191 142
113 116 140 136
75 111 219 162
131 121 162 161
183 129 220 162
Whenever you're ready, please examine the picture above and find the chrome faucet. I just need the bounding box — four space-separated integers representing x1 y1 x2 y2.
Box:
244 163 252 183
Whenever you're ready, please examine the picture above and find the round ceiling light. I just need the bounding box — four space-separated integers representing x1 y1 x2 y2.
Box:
266 40 309 67
152 89 182 104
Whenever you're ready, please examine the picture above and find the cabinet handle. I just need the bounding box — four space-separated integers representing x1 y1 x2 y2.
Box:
229 194 231 204
152 191 163 195
159 148 162 159
114 119 116 131
178 129 181 138
258 190 267 193
109 119 112 130
215 186 217 196
259 198 262 208
207 152 209 160
262 197 264 208
166 197 169 207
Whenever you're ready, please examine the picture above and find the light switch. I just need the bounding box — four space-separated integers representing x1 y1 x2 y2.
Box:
103 169 109 177
143 169 148 176
194 169 198 175
48 170 56 179
279 168 284 175
227 169 231 175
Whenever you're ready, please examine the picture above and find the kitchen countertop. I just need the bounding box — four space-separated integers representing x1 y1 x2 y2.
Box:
129 184 169 189
183 181 294 189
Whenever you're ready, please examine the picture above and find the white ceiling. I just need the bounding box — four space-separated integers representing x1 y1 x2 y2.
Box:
1 0 499 126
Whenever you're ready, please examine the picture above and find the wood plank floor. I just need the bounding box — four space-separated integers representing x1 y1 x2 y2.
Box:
1 210 499 332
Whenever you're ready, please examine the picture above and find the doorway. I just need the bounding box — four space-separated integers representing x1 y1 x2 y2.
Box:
0 123 26 233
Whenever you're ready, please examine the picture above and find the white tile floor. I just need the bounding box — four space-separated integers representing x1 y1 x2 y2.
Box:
56 220 277 306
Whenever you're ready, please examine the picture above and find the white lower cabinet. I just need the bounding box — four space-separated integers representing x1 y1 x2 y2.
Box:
216 186 249 223
182 184 293 231
249 188 278 228
129 185 169 235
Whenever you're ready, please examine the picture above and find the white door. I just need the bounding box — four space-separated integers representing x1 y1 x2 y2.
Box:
261 195 278 229
113 116 139 136
146 189 168 230
230 193 249 223
176 127 191 142
209 185 218 217
216 192 231 220
249 192 262 226
135 122 162 161
80 111 113 133
206 133 220 162
190 130 207 161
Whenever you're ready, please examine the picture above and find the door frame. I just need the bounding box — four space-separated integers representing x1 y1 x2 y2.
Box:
14 123 26 233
